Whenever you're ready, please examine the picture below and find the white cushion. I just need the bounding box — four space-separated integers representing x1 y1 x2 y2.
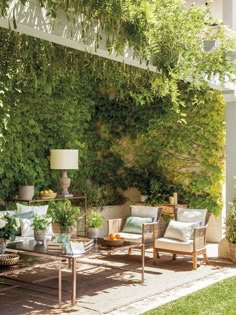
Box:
164 220 195 242
177 208 207 226
0 210 16 216
20 218 34 237
155 237 193 253
16 204 48 216
118 232 142 243
130 206 160 221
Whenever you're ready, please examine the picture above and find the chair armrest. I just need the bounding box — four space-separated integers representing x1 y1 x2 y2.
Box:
193 225 208 251
142 222 158 243
154 218 169 238
107 218 125 235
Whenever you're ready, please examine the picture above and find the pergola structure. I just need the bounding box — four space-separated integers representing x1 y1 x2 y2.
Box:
0 0 236 243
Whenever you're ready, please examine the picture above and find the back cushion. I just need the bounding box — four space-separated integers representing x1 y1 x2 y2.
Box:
177 208 207 226
122 216 153 234
16 203 48 216
164 220 195 242
130 206 159 221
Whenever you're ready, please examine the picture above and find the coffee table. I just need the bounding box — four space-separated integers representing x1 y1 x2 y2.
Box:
4 239 145 307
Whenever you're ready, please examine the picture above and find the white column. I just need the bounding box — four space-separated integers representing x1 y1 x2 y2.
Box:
223 0 236 32
226 100 236 210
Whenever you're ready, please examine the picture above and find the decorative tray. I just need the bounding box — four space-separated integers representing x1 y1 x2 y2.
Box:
0 254 20 266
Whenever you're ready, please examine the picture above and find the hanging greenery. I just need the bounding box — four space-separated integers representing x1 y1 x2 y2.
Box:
0 1 235 212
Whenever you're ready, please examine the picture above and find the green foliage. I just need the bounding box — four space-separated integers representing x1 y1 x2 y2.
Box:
31 214 51 231
225 196 236 244
48 200 81 229
0 0 235 215
86 209 104 228
0 213 19 239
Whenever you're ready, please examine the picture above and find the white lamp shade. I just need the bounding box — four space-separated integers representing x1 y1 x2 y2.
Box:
50 149 78 170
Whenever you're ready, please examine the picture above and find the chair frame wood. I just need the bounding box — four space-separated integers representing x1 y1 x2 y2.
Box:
153 209 211 270
107 206 162 256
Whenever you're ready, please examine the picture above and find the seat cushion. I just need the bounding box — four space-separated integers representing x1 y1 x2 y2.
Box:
164 220 195 242
155 237 193 253
121 216 152 234
118 232 142 243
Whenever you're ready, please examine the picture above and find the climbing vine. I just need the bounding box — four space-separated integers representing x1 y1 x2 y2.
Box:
0 1 235 212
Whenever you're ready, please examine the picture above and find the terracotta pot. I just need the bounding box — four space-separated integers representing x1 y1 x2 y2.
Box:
228 243 236 263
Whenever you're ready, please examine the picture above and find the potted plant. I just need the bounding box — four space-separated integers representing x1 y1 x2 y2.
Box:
31 214 52 245
0 213 19 253
225 195 236 263
48 200 81 236
18 166 37 200
86 209 104 239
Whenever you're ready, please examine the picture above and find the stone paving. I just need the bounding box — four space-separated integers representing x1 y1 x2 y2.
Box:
0 243 235 315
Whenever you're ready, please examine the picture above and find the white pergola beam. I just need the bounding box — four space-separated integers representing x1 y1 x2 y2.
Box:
0 0 157 72
0 0 235 97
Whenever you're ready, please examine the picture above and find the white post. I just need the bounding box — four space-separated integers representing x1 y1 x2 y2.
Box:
223 0 236 32
226 100 236 210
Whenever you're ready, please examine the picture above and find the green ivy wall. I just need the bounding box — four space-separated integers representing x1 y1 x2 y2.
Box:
0 27 226 214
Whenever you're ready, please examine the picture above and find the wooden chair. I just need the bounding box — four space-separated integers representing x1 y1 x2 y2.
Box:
153 208 211 270
107 205 162 255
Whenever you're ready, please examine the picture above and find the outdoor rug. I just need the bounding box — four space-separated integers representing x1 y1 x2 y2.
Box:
0 250 234 315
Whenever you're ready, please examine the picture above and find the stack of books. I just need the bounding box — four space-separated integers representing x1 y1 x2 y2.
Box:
47 242 64 253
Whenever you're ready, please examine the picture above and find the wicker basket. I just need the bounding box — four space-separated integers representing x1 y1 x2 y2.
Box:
0 254 20 266
40 192 57 200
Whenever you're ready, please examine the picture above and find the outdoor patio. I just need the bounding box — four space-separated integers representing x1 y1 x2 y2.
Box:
0 243 235 315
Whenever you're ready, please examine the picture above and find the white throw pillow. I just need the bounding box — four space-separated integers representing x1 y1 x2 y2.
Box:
16 203 48 216
164 220 195 242
20 218 34 237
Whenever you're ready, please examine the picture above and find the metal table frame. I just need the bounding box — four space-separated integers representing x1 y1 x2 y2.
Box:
4 239 145 307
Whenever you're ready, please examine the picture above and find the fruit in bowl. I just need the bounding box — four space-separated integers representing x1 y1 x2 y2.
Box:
103 233 125 246
40 189 57 200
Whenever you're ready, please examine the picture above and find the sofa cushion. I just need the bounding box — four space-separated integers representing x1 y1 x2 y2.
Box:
164 220 195 242
121 216 153 234
118 232 142 243
20 218 34 237
16 203 48 216
155 237 193 253
14 211 34 236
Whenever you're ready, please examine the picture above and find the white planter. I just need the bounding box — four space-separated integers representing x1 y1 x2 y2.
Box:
19 185 34 200
34 230 46 245
87 227 98 239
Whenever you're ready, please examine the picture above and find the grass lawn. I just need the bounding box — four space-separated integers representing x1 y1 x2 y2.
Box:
142 276 236 315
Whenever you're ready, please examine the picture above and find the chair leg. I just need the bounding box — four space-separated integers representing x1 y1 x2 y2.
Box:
172 254 176 261
203 250 209 265
193 253 197 270
128 248 132 255
153 249 159 263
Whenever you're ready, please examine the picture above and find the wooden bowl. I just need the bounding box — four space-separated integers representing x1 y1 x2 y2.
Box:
102 237 125 247
40 192 57 200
